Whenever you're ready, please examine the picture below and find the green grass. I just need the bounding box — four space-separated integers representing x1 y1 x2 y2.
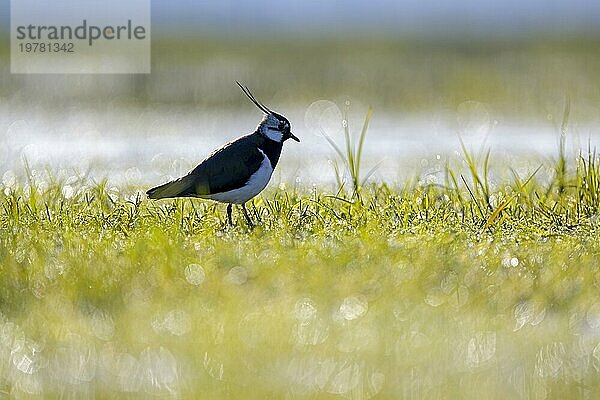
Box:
2 148 600 399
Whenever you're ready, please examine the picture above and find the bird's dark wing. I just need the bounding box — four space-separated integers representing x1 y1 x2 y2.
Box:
147 135 264 199
188 135 265 194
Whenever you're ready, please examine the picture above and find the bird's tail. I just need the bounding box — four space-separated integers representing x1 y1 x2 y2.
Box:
146 176 194 199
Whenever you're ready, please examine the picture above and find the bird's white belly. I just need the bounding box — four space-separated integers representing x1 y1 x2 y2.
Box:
204 149 273 204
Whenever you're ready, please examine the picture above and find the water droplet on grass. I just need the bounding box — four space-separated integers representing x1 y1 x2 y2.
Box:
295 298 317 323
304 100 342 137
514 301 532 330
139 347 179 393
62 185 75 199
586 302 600 329
535 342 565 378
466 332 496 367
326 361 361 395
44 260 65 280
116 352 141 392
152 310 191 336
90 309 115 341
125 167 141 182
514 300 546 331
592 342 600 372
225 266 248 285
293 316 330 346
2 170 16 188
51 333 97 384
440 271 458 294
338 296 368 320
184 263 205 286
204 352 225 381
425 289 445 307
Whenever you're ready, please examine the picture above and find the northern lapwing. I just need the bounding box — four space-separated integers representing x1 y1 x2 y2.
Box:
146 82 300 226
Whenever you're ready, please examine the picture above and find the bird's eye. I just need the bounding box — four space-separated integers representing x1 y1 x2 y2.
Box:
278 122 286 130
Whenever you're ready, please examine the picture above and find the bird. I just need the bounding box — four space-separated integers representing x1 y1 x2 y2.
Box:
146 82 300 226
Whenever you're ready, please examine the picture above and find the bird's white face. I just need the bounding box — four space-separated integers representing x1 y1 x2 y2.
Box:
258 114 287 143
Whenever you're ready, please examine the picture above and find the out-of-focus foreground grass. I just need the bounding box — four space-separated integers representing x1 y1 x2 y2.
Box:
2 149 600 399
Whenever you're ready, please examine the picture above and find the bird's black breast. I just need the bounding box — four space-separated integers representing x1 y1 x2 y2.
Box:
257 136 283 168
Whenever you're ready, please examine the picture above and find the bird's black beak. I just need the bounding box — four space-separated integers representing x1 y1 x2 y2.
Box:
289 132 300 142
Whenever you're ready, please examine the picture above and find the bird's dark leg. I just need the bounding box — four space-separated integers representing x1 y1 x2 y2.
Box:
241 203 254 227
227 203 233 226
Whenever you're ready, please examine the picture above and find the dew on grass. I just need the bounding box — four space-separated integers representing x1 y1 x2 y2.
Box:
392 300 410 321
466 332 496 367
9 337 44 395
337 322 378 353
125 167 141 182
239 310 268 349
592 342 600 372
425 288 445 307
184 263 205 286
326 361 361 395
44 260 65 280
90 309 115 341
203 352 225 381
292 299 329 346
14 353 34 374
152 309 191 336
286 355 334 393
489 194 498 208
294 298 317 323
51 333 97 385
125 274 153 306
11 339 42 376
2 170 16 188
294 317 329 346
338 296 368 321
61 185 75 199
30 279 46 299
514 300 546 331
65 175 78 185
440 271 458 294
21 144 42 164
586 302 600 329
299 359 384 400
14 370 43 395
447 285 470 308
535 342 565 378
139 347 179 393
514 301 532 331
286 356 379 398
116 352 142 392
225 266 248 285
